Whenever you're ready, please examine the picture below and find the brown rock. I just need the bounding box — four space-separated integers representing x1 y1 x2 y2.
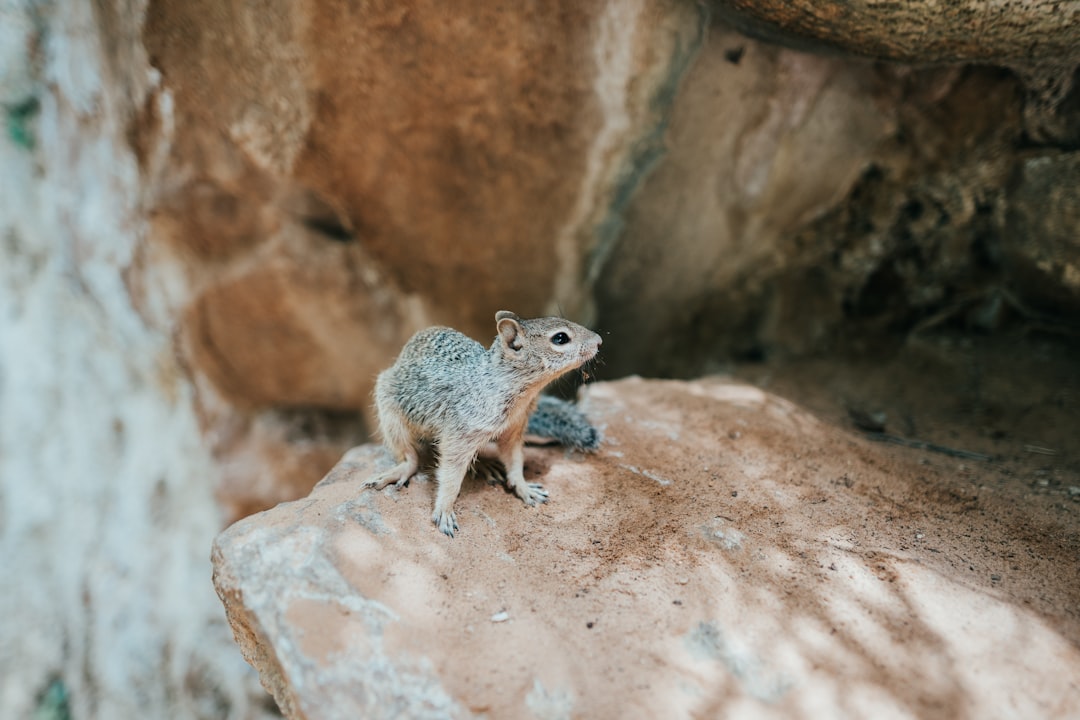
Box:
144 0 707 342
210 406 366 525
596 28 896 374
213 378 1080 718
133 2 1079 512
710 0 1080 64
1006 152 1080 315
182 256 403 410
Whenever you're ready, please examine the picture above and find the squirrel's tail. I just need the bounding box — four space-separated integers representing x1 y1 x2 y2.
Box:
524 395 600 451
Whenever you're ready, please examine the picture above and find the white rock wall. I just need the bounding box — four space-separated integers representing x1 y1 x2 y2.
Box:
0 2 269 717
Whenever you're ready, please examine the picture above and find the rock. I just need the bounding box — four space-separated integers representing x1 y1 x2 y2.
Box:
137 0 709 513
597 54 1054 375
137 0 1080 499
1 3 273 718
7 2 1080 717
143 0 708 361
213 378 1080 718
1006 152 1080 314
710 0 1080 64
595 27 897 372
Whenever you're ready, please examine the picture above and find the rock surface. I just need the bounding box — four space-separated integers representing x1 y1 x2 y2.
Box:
711 0 1080 64
1006 152 1080 315
6 2 1080 718
138 0 708 516
144 0 706 399
214 378 1080 719
0 2 271 718
133 0 1080 511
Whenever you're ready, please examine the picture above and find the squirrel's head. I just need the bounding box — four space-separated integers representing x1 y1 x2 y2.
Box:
495 310 602 377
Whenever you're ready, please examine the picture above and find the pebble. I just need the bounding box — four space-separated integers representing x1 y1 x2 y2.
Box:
490 611 509 623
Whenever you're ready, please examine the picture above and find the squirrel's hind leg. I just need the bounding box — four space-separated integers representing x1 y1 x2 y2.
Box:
365 446 420 491
367 406 421 490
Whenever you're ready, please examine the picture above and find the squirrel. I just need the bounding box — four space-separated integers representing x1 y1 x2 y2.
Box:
366 310 602 536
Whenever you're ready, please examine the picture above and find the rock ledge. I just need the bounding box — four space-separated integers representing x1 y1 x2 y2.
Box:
213 378 1080 719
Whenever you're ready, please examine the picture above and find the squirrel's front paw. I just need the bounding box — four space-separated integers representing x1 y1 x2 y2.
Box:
432 509 459 537
515 482 549 507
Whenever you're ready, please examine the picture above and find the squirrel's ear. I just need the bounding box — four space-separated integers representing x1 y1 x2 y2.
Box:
497 313 524 351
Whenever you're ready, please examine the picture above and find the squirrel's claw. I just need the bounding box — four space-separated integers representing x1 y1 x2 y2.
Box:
364 469 411 491
362 474 393 491
433 510 458 537
365 459 422 492
515 482 549 506
471 456 507 484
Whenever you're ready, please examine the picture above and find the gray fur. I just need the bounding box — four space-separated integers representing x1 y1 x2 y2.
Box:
367 311 602 536
526 395 600 451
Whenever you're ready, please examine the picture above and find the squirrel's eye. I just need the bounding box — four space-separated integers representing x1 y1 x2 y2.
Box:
551 332 571 346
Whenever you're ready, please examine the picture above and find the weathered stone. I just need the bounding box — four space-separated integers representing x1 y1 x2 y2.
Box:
214 378 1080 719
180 244 412 411
1006 152 1080 314
595 27 896 374
7 2 1080 717
143 0 708 343
597 57 1058 375
210 406 366 525
0 3 273 717
711 0 1080 64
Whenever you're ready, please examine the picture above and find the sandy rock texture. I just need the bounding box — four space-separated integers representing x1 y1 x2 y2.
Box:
135 0 1080 509
214 377 1080 719
595 45 1079 378
1006 152 1080 314
0 3 704 713
710 0 1080 64
5 1 1080 718
137 0 707 518
121 0 1080 513
0 3 272 719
